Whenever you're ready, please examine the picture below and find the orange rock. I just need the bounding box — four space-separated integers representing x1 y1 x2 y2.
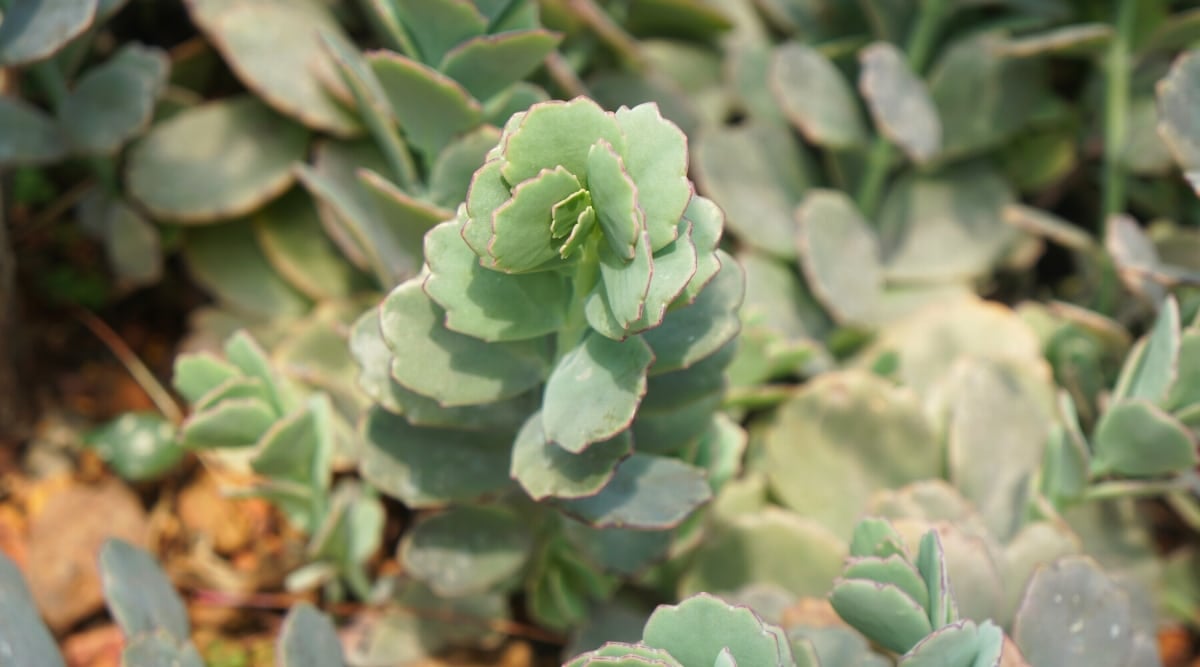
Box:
25 478 149 632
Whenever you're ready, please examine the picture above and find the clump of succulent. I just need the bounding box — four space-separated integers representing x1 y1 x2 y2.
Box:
352 95 745 626
0 540 345 667
172 328 384 599
0 0 170 287
568 517 1158 667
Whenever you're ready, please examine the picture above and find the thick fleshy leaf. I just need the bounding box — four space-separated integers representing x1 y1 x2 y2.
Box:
678 196 725 305
179 398 276 448
614 104 690 250
998 23 1111 57
357 167 451 252
859 42 941 163
622 220 699 333
1111 296 1180 404
489 166 580 272
642 594 793 667
187 0 359 135
588 139 642 261
644 251 744 375
429 125 502 209
424 219 569 341
770 42 867 148
0 0 98 65
349 310 536 430
1157 49 1200 177
916 530 956 628
844 555 930 610
558 454 711 529
440 30 562 102
595 228 654 332
929 33 1050 160
763 371 939 539
78 189 163 287
85 412 181 482
900 620 1003 667
543 333 653 453
830 579 933 655
1091 399 1197 477
565 521 672 576
1166 330 1200 411
252 396 333 493
788 626 889 667
182 222 312 319
0 552 66 667
278 603 346 667
1012 557 1136 667
252 189 365 301
632 392 722 456
368 51 482 158
380 280 549 406
511 412 631 500
879 165 1016 283
127 96 308 223
945 360 1054 542
359 407 514 507
100 539 190 642
400 506 533 597
680 509 847 598
499 97 625 186
567 642 684 667
795 190 883 325
692 121 811 259
390 0 487 66
59 44 168 154
0 96 67 165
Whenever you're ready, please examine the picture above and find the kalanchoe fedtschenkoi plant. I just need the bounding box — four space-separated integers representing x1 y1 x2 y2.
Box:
353 96 746 624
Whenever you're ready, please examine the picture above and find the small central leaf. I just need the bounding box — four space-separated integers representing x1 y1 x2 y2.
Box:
551 189 592 238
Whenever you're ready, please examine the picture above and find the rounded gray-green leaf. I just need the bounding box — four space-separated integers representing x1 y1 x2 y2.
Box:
380 280 550 407
1012 557 1136 667
830 578 933 655
439 30 562 103
692 121 811 259
0 97 68 166
278 603 346 667
100 539 191 642
252 189 367 301
795 190 884 325
0 552 66 667
368 51 482 158
85 412 182 482
566 642 684 667
556 454 711 530
424 219 570 342
188 0 361 136
126 96 309 223
859 42 941 163
1157 49 1200 174
770 42 867 149
642 593 794 667
60 44 169 155
1091 399 1197 478
400 506 533 597
359 407 514 508
898 620 1003 666
643 251 744 376
680 508 846 598
182 221 312 319
511 412 631 500
763 371 938 538
0 0 98 66
543 333 653 453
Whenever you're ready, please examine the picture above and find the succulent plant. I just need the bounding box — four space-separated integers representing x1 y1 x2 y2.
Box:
172 328 384 598
568 518 1161 667
352 95 744 626
0 0 170 287
0 540 346 667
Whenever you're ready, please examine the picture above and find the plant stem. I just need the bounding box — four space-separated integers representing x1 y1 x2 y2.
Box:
1102 0 1137 224
76 308 184 424
544 51 590 99
1082 477 1189 502
556 237 601 359
854 0 949 217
